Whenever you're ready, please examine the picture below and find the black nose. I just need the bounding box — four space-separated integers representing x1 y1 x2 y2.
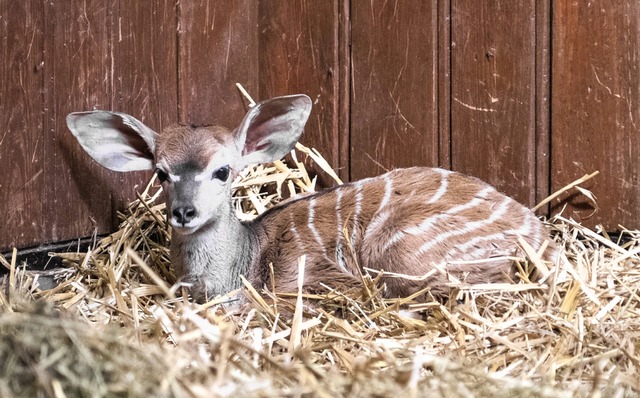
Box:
173 206 196 225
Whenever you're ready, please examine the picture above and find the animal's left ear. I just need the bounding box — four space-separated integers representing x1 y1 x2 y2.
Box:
234 94 312 167
66 111 158 172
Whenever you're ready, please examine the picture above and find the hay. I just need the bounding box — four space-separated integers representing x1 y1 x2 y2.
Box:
1 145 639 397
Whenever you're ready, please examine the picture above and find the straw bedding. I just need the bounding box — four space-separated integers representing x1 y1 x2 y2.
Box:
1 145 638 398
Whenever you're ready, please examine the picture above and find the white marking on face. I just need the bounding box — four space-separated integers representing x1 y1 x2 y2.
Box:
161 151 240 235
194 154 235 182
156 162 181 182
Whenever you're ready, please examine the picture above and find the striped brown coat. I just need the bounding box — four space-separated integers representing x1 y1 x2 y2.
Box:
67 95 555 301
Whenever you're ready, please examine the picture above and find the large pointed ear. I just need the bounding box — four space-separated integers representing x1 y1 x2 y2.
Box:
66 111 158 172
235 94 312 167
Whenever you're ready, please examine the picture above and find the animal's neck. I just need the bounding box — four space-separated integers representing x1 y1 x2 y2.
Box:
170 204 259 298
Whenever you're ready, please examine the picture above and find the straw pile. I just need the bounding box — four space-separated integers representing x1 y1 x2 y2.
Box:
1 145 639 398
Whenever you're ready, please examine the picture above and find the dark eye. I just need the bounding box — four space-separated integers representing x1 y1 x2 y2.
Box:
156 169 169 183
213 165 230 181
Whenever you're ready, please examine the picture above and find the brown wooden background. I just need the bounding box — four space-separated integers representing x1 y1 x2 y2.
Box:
2 0 639 253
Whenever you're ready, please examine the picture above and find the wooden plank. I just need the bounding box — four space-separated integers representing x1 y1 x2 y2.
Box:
43 1 113 244
438 0 452 169
178 1 259 128
450 0 537 206
111 0 178 214
350 1 439 180
535 0 551 212
258 1 342 185
0 1 44 251
338 1 351 183
551 1 640 229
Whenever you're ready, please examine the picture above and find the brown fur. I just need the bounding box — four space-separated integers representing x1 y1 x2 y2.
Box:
156 125 236 170
249 167 557 299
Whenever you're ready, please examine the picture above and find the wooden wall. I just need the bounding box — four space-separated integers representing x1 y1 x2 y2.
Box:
1 0 639 252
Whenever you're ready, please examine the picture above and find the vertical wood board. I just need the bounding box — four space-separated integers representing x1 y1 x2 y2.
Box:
349 1 439 180
178 1 259 129
450 0 537 206
258 1 342 184
534 0 552 210
42 0 113 245
0 1 44 251
552 1 640 229
112 0 179 212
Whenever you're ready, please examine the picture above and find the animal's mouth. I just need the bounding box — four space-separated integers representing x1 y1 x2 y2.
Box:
170 221 202 235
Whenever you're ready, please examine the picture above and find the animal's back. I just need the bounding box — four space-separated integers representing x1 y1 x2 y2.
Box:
252 167 554 297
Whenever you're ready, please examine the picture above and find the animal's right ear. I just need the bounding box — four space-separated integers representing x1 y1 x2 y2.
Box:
234 94 312 168
66 111 158 172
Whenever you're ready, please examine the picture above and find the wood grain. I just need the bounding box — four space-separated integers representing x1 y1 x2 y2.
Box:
438 0 452 170
535 0 551 211
350 0 439 180
4 1 640 252
258 0 342 184
450 0 537 207
552 1 640 229
112 0 178 216
258 0 341 186
0 1 44 251
42 0 113 246
178 0 259 128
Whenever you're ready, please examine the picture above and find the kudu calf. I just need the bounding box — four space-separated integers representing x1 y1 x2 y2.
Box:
67 95 555 301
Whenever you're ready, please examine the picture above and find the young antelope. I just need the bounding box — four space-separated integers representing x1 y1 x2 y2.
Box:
67 95 555 301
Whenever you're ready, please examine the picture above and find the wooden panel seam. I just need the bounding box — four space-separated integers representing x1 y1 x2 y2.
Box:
339 0 351 181
438 0 452 169
535 0 551 214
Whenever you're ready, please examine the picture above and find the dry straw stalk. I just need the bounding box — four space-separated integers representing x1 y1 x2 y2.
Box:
1 143 639 397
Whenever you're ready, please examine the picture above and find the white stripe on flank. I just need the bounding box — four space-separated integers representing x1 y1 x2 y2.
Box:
351 181 364 247
289 212 303 248
507 211 541 249
336 244 348 273
363 175 394 241
455 232 507 258
505 218 532 237
379 175 393 211
454 210 539 261
380 185 492 253
417 197 512 256
334 188 349 273
447 186 493 213
404 186 493 237
384 230 406 252
307 197 325 250
427 169 451 204
290 223 302 245
335 188 343 244
364 209 392 241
